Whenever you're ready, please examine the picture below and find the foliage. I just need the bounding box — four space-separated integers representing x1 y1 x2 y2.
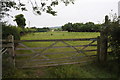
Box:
0 0 75 17
2 24 20 40
37 27 50 32
108 21 120 60
26 27 37 33
2 23 38 40
14 14 26 28
102 15 120 61
0 0 19 18
21 0 74 16
101 15 120 78
62 22 73 32
62 22 101 32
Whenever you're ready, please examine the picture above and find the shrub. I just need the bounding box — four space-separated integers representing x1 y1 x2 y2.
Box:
108 21 120 60
2 25 20 40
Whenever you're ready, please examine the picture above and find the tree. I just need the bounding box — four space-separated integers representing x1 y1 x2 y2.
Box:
62 22 73 32
14 14 26 28
62 22 101 32
37 27 50 32
0 0 75 18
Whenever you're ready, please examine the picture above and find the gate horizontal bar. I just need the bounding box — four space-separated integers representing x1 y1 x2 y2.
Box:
30 55 97 62
27 58 90 65
43 50 97 55
16 49 97 57
16 45 97 50
14 38 97 43
16 55 97 64
18 60 94 69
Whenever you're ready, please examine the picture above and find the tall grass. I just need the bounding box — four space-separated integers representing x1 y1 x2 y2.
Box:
45 63 116 78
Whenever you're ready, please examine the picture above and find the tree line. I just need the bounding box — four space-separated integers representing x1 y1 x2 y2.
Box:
62 22 101 32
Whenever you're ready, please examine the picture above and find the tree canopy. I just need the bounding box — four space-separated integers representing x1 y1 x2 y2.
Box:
14 14 26 28
0 0 75 18
62 22 101 32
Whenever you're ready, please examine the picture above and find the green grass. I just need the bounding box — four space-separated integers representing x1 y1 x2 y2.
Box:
45 63 116 78
21 32 99 40
3 62 116 78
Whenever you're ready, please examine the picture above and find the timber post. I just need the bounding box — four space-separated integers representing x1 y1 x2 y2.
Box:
99 15 109 63
99 31 108 63
97 36 100 62
7 35 15 67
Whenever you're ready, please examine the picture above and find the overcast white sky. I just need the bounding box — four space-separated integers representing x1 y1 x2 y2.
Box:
4 0 120 28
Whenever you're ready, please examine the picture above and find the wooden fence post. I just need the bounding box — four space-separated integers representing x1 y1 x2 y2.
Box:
97 36 100 62
7 35 15 67
98 15 109 63
99 30 108 63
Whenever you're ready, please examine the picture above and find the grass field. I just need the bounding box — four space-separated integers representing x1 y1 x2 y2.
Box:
3 32 117 78
21 32 99 40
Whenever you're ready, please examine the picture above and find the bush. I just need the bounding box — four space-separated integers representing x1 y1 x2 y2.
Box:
108 21 120 60
2 25 20 40
2 24 38 40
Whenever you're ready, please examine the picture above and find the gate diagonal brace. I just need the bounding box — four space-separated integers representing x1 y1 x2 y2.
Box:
61 41 84 57
18 43 47 59
61 41 86 57
61 40 96 58
22 41 59 66
32 41 58 58
18 43 36 53
75 40 97 58
61 41 80 53
81 40 96 50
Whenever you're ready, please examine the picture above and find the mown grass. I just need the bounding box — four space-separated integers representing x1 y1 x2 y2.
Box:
21 32 99 40
3 31 118 78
